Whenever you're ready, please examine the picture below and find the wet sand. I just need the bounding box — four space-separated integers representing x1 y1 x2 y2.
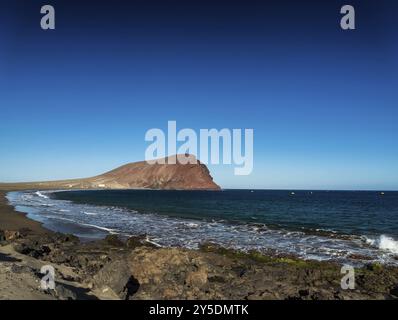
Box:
0 191 49 235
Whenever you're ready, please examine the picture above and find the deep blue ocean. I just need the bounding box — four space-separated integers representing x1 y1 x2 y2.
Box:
7 189 398 265
54 189 398 237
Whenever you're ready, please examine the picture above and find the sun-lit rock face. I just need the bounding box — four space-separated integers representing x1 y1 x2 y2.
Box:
0 155 220 191
86 155 220 190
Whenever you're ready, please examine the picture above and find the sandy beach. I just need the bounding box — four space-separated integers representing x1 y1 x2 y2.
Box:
0 191 49 235
0 190 97 299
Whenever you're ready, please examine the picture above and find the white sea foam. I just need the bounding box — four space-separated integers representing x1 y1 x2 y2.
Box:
35 191 49 199
144 236 163 247
364 235 398 255
82 211 98 216
80 223 118 234
378 235 398 254
183 222 199 228
364 237 376 246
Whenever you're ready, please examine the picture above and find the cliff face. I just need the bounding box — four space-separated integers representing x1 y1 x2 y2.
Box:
0 155 221 191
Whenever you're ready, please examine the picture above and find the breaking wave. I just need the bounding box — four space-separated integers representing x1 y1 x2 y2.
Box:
35 191 49 199
365 235 398 255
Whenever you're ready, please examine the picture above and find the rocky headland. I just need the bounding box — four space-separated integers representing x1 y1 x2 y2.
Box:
0 155 220 191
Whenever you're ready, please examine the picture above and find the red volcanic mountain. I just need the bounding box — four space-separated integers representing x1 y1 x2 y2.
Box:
0 155 221 191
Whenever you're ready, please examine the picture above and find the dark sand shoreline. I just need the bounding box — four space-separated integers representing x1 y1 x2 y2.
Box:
0 191 49 235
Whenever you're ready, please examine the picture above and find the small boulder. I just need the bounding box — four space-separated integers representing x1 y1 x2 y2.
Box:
390 285 398 297
10 264 36 275
4 230 21 241
54 284 78 300
185 267 208 287
93 260 135 299
126 235 145 249
103 235 124 247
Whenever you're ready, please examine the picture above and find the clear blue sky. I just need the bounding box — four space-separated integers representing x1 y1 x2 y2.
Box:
0 0 397 190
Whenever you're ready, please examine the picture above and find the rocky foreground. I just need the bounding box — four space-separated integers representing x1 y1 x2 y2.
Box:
1 229 398 300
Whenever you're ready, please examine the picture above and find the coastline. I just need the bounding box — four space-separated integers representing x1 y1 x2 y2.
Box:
0 191 50 235
1 190 398 300
10 189 398 265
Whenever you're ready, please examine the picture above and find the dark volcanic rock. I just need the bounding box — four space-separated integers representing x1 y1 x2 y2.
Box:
7 232 398 300
0 229 24 242
92 260 134 299
390 285 398 297
103 235 125 247
10 264 37 275
125 246 398 300
13 241 51 259
54 284 78 300
4 230 21 241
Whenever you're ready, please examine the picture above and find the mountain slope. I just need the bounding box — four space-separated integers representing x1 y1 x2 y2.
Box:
0 155 220 191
